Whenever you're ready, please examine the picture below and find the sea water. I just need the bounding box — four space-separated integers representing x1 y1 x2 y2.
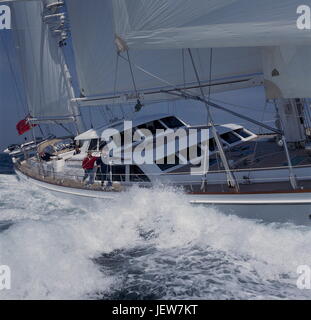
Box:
0 153 13 175
0 156 311 300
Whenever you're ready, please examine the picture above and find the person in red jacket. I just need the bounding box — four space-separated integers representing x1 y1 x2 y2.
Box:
82 151 98 185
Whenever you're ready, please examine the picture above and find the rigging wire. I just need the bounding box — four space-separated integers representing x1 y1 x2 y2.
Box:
37 125 45 137
125 50 138 98
124 50 145 114
207 48 224 190
210 97 274 114
113 54 125 119
182 49 186 88
247 99 269 178
118 52 271 118
119 53 176 89
88 106 94 128
187 48 239 191
208 48 213 102
187 48 211 190
54 122 74 136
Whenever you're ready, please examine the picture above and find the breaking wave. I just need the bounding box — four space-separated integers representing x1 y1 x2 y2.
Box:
0 174 311 299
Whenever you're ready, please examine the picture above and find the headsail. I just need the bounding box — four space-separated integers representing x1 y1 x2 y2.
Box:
10 0 75 123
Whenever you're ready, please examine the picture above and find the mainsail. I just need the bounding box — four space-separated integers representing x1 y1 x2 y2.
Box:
66 0 311 107
66 0 263 106
112 0 310 49
3 0 311 127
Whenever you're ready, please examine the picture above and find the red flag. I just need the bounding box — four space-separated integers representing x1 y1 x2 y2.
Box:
16 118 36 135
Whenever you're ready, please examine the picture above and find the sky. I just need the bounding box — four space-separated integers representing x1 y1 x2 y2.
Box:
0 30 275 151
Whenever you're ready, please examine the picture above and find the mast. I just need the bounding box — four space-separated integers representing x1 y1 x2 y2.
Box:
275 99 306 148
60 53 85 134
165 90 299 190
187 48 239 191
43 0 85 134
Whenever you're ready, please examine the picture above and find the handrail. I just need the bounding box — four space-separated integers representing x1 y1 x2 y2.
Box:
16 161 311 186
23 157 311 176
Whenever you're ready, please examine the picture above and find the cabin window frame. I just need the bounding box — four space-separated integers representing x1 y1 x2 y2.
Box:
233 128 253 139
220 131 242 145
159 116 185 129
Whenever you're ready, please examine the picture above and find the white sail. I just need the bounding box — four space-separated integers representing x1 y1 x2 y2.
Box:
263 45 311 99
113 0 309 49
66 0 263 106
11 0 74 122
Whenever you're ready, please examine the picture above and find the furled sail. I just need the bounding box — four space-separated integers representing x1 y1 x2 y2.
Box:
10 0 74 122
66 0 263 106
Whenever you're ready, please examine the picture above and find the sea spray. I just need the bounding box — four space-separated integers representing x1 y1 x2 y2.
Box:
0 175 311 299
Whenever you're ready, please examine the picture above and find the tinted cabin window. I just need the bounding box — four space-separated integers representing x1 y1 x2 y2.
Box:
99 140 107 150
234 128 251 138
160 117 184 129
155 120 166 130
196 141 215 154
209 138 216 152
130 166 150 182
220 132 241 144
137 120 165 135
209 158 217 166
201 138 225 152
88 139 98 151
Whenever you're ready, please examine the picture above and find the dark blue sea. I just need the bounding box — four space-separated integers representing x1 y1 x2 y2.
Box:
0 153 14 175
0 156 311 300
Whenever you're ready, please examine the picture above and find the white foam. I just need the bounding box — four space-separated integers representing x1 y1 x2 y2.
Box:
0 175 311 299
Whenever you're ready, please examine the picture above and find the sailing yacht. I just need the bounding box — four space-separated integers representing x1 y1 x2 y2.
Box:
3 0 311 225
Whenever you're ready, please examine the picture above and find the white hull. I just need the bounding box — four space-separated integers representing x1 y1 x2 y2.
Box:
15 169 116 200
15 168 311 226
